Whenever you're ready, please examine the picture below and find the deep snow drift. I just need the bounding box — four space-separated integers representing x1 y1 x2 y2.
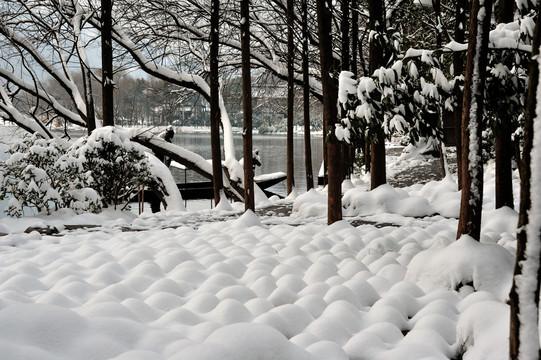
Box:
0 135 526 360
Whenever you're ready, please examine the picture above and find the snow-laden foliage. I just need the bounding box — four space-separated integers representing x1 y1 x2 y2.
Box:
337 52 451 148
0 134 100 217
63 127 154 210
0 127 159 216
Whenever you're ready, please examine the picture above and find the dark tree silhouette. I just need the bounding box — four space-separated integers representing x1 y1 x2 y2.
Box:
368 0 386 189
286 0 295 195
101 0 114 127
317 0 342 224
241 0 255 211
210 0 225 206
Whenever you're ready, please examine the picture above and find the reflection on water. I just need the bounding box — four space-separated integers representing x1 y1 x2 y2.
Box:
172 132 324 196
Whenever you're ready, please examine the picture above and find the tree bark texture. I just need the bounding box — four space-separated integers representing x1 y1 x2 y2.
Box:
302 0 314 191
210 0 224 206
316 0 342 224
81 64 96 134
341 0 353 180
368 0 387 190
509 2 541 357
287 0 295 195
456 0 493 240
494 0 516 209
241 0 255 212
101 0 114 127
453 0 467 190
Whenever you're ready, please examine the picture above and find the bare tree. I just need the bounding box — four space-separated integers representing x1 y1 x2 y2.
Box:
494 0 516 209
101 0 114 127
368 0 386 189
317 0 342 224
456 0 494 240
210 0 225 206
241 0 255 211
453 0 468 190
302 0 314 191
286 0 295 195
509 2 541 358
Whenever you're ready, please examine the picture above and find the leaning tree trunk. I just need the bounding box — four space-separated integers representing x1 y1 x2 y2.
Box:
368 0 386 189
81 62 96 134
509 2 541 358
494 0 516 209
241 0 255 212
301 0 314 191
101 0 114 127
456 0 493 240
317 0 342 224
286 0 295 195
209 0 225 206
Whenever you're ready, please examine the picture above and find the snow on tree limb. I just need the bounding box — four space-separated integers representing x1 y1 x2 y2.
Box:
130 130 244 202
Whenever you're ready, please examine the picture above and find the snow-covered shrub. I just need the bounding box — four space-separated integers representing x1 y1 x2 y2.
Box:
0 127 154 216
0 134 101 217
62 127 153 210
337 52 450 149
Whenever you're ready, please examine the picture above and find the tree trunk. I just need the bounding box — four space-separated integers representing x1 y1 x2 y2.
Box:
286 0 295 195
350 0 359 77
316 0 342 224
210 0 224 206
301 0 314 191
368 0 386 189
494 0 516 209
101 0 114 127
341 0 352 180
456 0 493 240
241 0 255 212
453 0 467 190
433 0 447 179
509 2 541 358
81 64 96 134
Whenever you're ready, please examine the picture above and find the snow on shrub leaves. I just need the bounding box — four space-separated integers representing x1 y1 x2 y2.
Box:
0 133 99 217
63 127 153 210
0 127 154 217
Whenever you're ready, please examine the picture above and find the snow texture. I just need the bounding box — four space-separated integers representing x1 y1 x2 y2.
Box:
0 126 527 360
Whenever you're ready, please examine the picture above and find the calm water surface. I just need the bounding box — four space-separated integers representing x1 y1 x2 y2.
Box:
173 132 324 196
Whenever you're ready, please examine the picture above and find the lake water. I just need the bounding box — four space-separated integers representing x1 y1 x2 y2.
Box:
172 132 324 197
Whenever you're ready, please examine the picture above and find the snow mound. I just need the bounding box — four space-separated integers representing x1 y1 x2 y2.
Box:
406 235 515 301
342 184 436 217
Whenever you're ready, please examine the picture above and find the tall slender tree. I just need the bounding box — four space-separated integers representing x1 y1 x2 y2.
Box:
301 0 314 191
509 2 541 358
241 0 255 211
456 0 494 240
453 0 468 190
317 0 342 224
494 0 516 209
101 0 114 127
368 0 386 189
341 0 353 180
286 0 295 195
210 0 225 206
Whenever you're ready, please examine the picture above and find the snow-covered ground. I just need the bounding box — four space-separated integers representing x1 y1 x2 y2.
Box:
0 128 524 360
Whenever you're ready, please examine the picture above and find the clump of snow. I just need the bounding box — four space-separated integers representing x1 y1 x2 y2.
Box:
292 189 327 218
406 235 514 301
342 184 436 218
456 298 509 359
